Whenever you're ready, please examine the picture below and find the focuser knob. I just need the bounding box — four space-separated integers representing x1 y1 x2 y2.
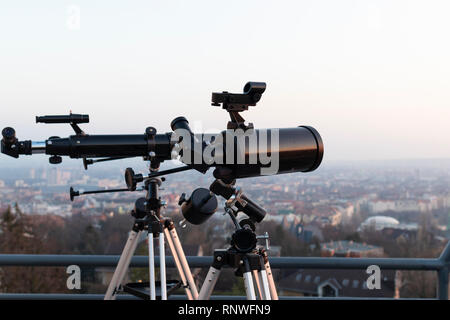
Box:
145 126 157 138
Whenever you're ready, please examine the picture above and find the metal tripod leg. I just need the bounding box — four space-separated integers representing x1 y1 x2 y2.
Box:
105 230 142 300
252 270 263 299
243 258 256 300
164 227 194 300
168 225 199 299
148 232 156 300
159 232 167 300
198 266 221 300
262 254 278 300
258 268 272 300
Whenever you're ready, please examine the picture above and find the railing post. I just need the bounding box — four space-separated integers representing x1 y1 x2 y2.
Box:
437 267 449 300
437 241 450 300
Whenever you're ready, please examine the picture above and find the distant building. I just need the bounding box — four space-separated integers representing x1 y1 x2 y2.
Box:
296 222 324 243
15 180 26 187
278 268 396 297
367 199 431 214
310 206 342 226
358 216 418 232
320 240 384 257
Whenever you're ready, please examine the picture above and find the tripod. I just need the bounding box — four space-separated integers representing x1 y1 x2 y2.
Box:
71 163 279 300
198 199 279 300
104 169 199 300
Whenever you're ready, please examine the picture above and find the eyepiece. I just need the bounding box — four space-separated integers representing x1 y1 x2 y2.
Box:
2 127 17 146
171 116 192 133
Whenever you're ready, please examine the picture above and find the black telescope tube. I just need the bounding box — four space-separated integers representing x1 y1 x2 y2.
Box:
2 124 324 179
225 126 323 178
178 126 324 180
45 133 172 159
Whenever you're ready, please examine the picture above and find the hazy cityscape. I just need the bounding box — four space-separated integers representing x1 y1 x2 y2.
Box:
1 159 449 233
1 158 449 298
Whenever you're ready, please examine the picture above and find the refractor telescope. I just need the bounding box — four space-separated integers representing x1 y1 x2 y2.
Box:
1 82 324 225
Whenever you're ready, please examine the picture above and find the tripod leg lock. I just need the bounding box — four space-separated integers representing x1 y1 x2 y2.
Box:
235 253 261 277
148 221 162 235
212 250 227 269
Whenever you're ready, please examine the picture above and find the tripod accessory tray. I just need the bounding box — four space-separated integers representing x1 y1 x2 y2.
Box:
123 280 181 300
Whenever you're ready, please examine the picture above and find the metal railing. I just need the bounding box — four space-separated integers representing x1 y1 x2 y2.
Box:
0 241 448 300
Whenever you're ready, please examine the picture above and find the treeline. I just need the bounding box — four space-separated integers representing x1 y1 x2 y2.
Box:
0 204 135 293
0 204 447 298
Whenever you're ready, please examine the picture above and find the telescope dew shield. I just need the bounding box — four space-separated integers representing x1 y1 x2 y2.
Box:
214 125 324 180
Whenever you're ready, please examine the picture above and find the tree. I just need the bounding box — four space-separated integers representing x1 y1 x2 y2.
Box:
0 205 67 293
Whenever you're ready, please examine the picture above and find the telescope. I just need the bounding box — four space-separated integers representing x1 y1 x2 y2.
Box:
1 82 325 301
1 120 322 180
1 82 324 223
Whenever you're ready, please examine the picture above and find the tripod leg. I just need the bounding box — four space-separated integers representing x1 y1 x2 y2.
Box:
252 270 263 300
159 232 167 300
243 259 256 300
105 230 142 300
198 267 221 300
164 227 193 300
168 225 199 299
258 269 271 300
263 257 278 300
148 232 156 300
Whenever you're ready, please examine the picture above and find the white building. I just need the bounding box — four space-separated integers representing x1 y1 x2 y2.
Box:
359 216 418 232
367 199 430 214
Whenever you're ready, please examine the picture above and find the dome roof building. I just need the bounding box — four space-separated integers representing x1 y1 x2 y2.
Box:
359 216 400 231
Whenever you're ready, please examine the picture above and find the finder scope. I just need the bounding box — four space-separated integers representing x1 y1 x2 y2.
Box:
36 114 89 124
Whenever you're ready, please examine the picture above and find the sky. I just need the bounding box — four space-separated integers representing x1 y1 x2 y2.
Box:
1 0 449 168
